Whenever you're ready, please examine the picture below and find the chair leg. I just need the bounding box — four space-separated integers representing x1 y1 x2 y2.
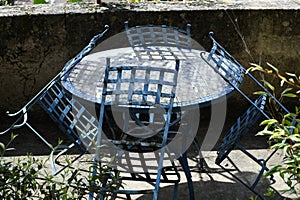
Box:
219 145 277 200
153 147 167 200
178 152 195 200
217 162 265 200
172 181 179 200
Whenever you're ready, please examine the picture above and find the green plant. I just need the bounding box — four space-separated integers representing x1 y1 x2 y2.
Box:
0 0 13 6
68 0 83 2
248 63 300 197
33 0 48 4
0 133 122 199
258 113 300 196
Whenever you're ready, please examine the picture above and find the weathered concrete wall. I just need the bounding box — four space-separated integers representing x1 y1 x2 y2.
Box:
1 2 300 113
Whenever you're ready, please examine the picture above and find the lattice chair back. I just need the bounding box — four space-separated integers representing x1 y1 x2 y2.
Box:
125 21 192 60
216 94 267 165
205 32 299 199
0 25 109 175
97 58 180 156
90 58 181 200
215 94 276 199
206 32 289 117
125 21 191 49
38 82 98 155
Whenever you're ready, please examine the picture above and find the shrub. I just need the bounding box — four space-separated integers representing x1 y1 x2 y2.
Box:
0 133 122 199
248 63 300 197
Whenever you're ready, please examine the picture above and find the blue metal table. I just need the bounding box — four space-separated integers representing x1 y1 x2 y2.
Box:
60 45 242 199
62 47 236 109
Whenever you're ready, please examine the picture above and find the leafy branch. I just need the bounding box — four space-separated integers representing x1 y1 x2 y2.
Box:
249 63 300 197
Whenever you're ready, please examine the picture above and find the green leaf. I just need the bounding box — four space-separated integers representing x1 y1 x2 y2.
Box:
249 63 263 70
262 80 275 92
281 87 293 94
69 0 82 2
286 72 297 77
283 145 292 155
270 143 286 149
0 142 5 151
6 148 15 152
256 130 274 136
282 93 298 98
253 91 267 95
260 119 278 126
289 78 295 83
280 172 285 179
287 134 300 142
247 63 266 74
286 178 292 187
265 187 275 197
292 143 300 148
33 0 48 4
267 63 279 73
10 133 18 141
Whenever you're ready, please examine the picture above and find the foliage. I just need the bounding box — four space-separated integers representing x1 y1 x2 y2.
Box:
68 0 83 2
257 114 300 196
248 63 300 197
33 0 83 4
33 0 48 4
0 133 122 199
0 0 13 6
248 62 299 121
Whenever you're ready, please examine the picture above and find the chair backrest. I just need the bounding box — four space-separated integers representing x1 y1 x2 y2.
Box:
207 32 289 117
215 94 267 165
97 58 180 152
206 40 244 90
38 82 98 152
125 21 191 49
125 22 192 61
101 58 180 108
0 25 110 154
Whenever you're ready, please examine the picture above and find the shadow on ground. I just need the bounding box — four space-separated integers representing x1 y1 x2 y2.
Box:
136 171 288 200
0 108 290 200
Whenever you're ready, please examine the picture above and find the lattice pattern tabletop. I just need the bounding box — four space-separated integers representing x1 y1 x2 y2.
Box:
61 47 237 108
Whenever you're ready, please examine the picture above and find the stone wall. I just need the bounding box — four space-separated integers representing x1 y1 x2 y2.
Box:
1 2 300 113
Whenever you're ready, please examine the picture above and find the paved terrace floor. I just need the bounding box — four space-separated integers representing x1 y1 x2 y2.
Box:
3 149 290 199
0 111 294 199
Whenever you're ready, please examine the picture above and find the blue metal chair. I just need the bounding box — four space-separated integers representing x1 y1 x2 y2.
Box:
124 22 195 200
215 95 272 199
204 32 290 116
125 21 192 60
1 25 109 175
203 32 296 199
89 58 185 200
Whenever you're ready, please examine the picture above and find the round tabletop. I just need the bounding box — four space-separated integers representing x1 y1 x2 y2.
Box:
61 46 236 108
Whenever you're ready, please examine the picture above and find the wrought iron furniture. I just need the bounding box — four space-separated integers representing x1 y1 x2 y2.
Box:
0 25 110 175
215 95 269 199
203 32 290 115
1 22 254 199
62 48 238 200
125 21 191 61
61 23 240 199
203 32 294 199
88 58 181 200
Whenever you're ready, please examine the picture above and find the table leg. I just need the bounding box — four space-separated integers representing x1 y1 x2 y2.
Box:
178 152 195 200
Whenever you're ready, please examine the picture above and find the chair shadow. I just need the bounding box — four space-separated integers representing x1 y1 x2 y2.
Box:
136 170 289 200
